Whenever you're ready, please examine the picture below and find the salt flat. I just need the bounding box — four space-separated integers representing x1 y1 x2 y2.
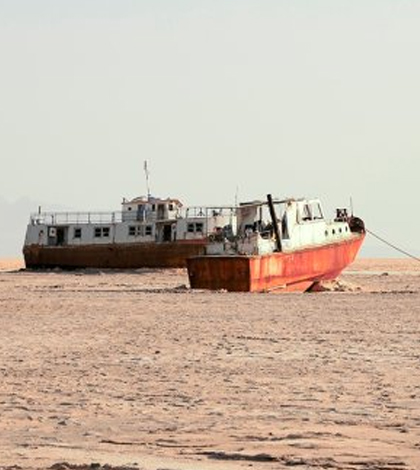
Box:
0 258 419 470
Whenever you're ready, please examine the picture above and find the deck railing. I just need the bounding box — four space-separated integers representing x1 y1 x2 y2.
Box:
30 211 126 225
29 206 237 226
182 206 236 218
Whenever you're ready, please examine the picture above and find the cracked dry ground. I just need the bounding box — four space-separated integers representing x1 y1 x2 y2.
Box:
0 258 419 470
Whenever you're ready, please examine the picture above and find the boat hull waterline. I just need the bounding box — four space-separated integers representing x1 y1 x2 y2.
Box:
187 234 365 293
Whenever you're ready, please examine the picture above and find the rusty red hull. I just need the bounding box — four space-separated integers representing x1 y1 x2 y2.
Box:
187 234 365 292
24 241 206 270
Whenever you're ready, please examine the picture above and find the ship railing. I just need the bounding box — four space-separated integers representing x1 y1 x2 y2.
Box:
29 211 128 225
29 206 238 225
181 206 237 219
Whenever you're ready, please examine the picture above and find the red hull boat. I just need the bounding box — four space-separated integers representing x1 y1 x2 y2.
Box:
188 233 365 292
187 195 365 293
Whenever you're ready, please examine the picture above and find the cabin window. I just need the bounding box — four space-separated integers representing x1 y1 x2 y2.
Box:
74 228 82 239
145 225 152 236
169 203 174 211
302 204 312 221
129 225 146 236
94 227 110 238
311 203 323 220
281 216 289 239
187 222 204 234
152 204 156 212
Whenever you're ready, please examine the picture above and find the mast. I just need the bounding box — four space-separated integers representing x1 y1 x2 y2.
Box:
267 194 282 252
144 160 151 200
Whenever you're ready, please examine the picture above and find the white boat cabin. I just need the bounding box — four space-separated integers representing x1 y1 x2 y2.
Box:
206 197 356 256
121 196 182 223
24 195 236 248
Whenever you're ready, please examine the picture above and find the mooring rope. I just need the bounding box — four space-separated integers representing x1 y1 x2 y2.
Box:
366 228 420 263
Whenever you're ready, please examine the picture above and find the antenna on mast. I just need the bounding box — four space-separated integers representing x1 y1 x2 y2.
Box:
144 160 151 200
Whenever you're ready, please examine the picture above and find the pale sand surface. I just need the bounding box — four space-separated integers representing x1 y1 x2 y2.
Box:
0 257 24 271
0 258 419 470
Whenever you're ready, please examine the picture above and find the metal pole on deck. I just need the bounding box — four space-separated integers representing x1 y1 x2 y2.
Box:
144 160 151 199
267 194 282 252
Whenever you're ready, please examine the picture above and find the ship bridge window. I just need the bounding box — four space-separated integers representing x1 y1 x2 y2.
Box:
157 204 165 219
311 202 323 220
302 204 312 221
169 203 174 211
74 228 82 239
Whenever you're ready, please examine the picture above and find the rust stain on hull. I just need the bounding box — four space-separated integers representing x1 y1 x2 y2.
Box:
187 234 365 293
24 242 206 269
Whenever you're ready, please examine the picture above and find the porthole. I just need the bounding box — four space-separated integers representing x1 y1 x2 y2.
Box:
332 229 336 235
339 228 342 233
325 230 328 236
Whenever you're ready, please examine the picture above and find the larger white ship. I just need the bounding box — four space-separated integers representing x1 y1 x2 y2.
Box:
23 195 235 269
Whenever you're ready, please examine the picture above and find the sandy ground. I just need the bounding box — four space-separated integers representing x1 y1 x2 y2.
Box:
0 258 419 470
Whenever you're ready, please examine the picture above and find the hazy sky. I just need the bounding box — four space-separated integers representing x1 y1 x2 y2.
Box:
1 1 419 257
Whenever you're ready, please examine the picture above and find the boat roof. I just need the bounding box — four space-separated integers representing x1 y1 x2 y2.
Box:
239 197 318 208
123 196 183 206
